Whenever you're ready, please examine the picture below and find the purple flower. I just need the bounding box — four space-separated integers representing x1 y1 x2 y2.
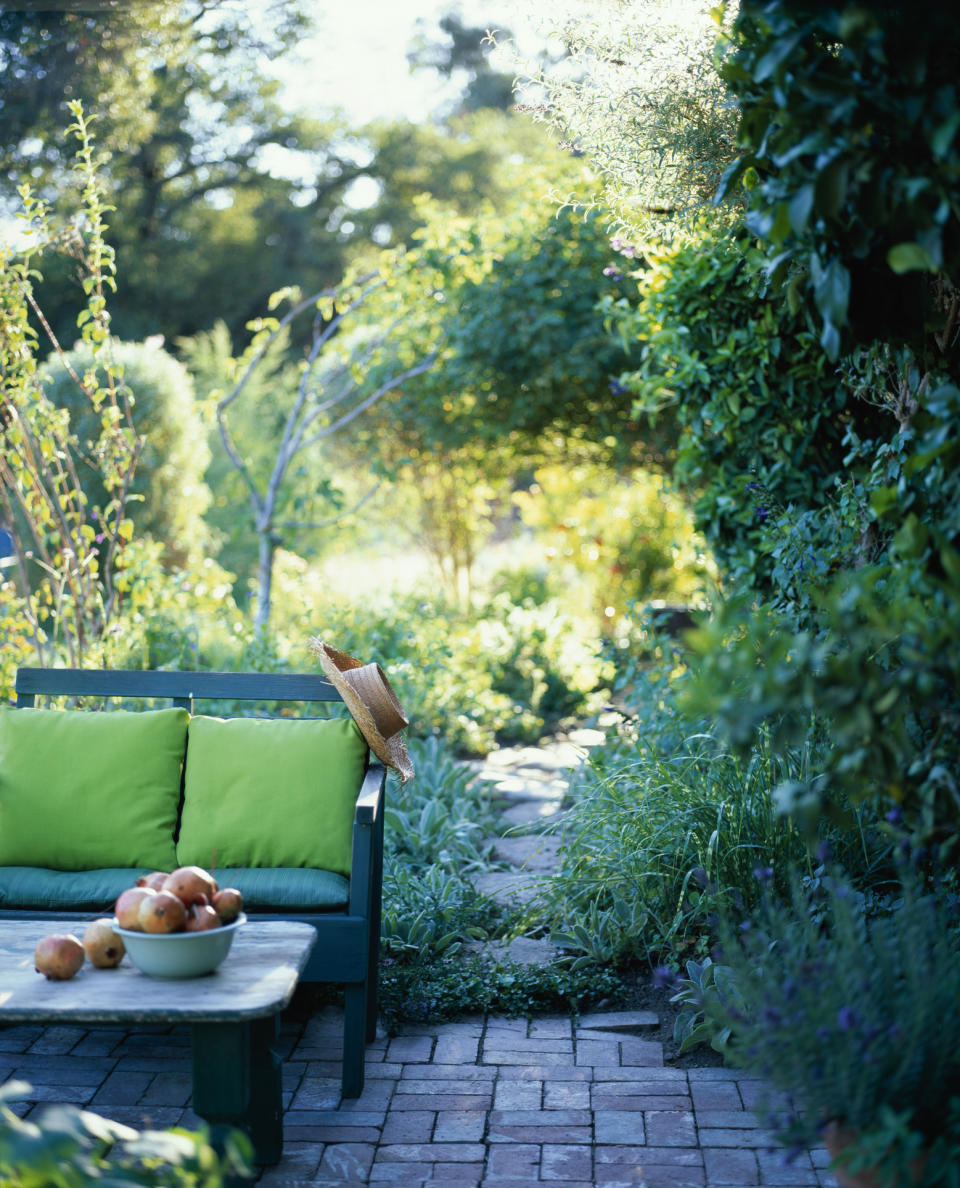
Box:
756 507 769 521
837 1006 858 1031
815 841 832 865
610 237 639 257
752 865 774 882
94 533 106 544
609 378 628 395
602 266 624 280
746 482 760 491
652 965 676 989
885 807 903 825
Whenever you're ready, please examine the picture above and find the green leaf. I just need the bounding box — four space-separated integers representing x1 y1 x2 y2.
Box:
787 184 814 233
940 547 960 583
931 111 960 158
814 158 849 220
887 242 939 274
869 485 898 517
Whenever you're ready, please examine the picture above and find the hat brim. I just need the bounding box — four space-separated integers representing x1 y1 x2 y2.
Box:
311 640 415 783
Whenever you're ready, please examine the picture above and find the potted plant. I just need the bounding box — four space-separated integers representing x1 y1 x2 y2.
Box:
702 871 960 1187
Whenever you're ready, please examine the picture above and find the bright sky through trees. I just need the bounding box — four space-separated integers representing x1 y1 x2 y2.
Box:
276 0 522 123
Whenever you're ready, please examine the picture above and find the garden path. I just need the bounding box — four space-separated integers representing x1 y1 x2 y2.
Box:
0 1006 838 1187
0 733 839 1186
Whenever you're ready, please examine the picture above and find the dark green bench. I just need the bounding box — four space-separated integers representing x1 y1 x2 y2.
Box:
2 667 387 1099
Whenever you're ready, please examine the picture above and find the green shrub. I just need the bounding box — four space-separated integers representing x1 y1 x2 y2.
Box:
609 214 886 595
534 656 887 969
512 461 715 628
378 954 625 1029
40 339 212 567
268 559 613 753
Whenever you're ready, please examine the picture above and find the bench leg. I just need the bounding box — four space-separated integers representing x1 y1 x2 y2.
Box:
192 1014 282 1173
342 982 368 1098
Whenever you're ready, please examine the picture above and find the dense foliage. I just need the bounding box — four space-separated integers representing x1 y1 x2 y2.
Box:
610 214 886 593
717 0 960 370
39 340 211 568
0 1078 250 1186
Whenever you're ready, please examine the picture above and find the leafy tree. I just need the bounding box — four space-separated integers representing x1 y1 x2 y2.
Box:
355 188 639 459
335 187 652 597
0 4 578 350
348 109 575 255
212 273 435 631
659 4 960 854
0 2 360 344
510 1 739 235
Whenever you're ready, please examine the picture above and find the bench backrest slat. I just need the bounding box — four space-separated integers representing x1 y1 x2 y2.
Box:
15 668 341 706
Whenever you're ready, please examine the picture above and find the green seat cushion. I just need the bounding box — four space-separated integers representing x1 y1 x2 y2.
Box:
177 715 368 877
0 866 349 913
0 706 188 871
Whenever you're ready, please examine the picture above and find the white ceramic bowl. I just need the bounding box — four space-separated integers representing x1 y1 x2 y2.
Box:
112 914 247 979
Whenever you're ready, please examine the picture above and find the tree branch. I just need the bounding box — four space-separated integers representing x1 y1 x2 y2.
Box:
274 480 382 532
300 353 437 449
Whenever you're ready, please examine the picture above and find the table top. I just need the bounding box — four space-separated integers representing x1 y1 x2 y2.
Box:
0 919 317 1024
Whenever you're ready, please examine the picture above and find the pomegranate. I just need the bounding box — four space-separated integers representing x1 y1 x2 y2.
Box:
136 871 169 891
185 903 221 932
211 888 243 924
162 865 217 906
138 889 187 933
115 886 156 931
82 919 125 968
34 934 85 980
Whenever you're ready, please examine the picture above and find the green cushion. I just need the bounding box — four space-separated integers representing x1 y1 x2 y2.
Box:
0 706 187 871
176 715 368 876
0 866 349 912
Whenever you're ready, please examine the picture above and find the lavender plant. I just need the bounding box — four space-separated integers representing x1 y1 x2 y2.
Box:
707 873 960 1181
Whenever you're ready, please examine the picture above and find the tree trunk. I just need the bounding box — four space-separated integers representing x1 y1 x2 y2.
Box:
254 528 276 633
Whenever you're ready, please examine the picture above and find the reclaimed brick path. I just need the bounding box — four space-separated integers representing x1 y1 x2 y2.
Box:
0 1006 838 1187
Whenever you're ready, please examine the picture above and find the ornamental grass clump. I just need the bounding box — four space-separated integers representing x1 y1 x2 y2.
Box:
710 873 960 1184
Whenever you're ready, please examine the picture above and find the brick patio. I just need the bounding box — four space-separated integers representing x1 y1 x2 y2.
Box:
0 1006 839 1187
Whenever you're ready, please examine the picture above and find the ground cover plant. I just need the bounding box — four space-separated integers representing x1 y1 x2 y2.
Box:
375 736 627 1027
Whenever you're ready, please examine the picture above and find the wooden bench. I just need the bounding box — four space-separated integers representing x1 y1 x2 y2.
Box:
3 667 387 1098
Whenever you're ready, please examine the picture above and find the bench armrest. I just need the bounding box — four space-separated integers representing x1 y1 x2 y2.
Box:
353 762 386 825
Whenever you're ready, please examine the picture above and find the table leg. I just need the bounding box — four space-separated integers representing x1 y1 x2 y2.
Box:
191 1014 283 1172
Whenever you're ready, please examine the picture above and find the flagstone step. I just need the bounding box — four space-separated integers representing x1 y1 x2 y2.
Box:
482 834 562 873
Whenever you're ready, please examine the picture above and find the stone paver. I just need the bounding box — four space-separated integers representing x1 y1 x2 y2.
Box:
0 1008 840 1186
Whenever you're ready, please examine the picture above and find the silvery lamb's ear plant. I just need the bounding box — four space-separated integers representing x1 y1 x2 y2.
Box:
670 957 743 1056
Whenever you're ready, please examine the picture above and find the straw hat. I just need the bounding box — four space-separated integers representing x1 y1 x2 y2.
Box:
310 639 414 782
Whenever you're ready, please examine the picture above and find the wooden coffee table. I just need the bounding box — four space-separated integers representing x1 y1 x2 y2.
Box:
0 918 316 1171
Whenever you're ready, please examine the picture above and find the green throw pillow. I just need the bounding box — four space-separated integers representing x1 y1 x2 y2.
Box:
0 706 188 871
176 715 368 877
